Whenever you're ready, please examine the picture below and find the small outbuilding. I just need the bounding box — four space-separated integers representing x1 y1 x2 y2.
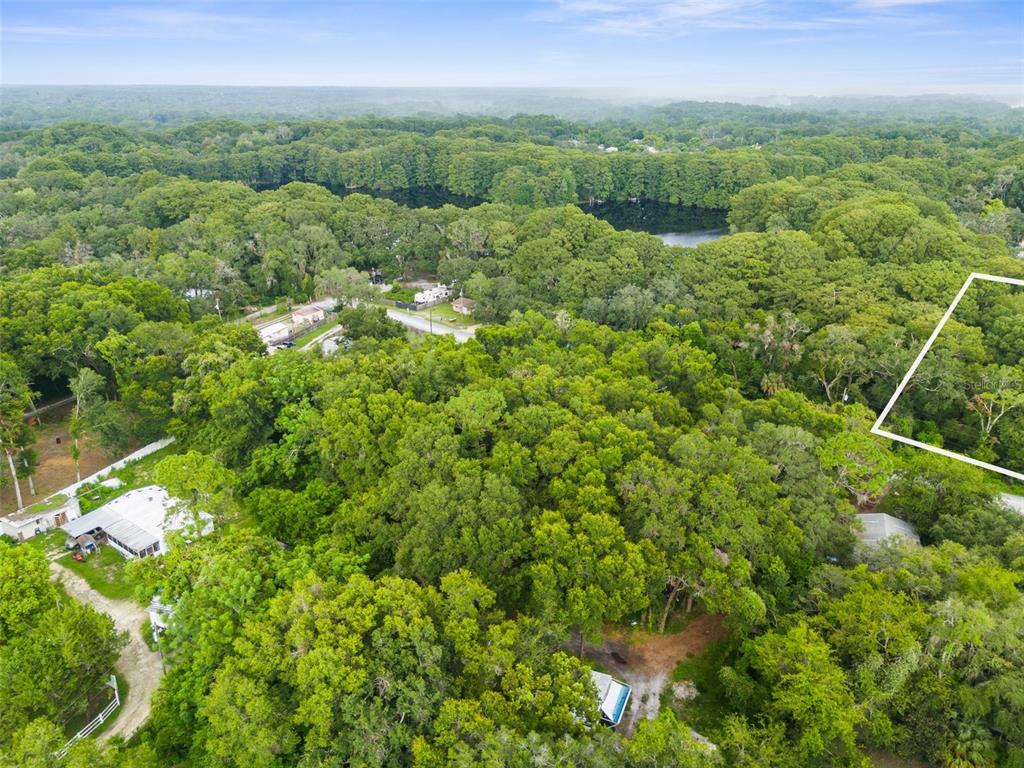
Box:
452 297 476 316
855 513 920 548
147 596 175 641
590 670 631 727
0 494 80 542
292 305 326 326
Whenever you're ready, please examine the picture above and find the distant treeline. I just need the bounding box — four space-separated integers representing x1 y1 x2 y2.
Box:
2 115 1022 210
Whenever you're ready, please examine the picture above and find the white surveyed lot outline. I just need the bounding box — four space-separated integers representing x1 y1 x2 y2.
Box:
871 272 1024 482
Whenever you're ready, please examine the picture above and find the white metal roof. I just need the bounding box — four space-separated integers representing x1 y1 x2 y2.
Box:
259 322 291 341
999 493 1024 516
856 513 920 547
62 485 182 552
590 670 631 725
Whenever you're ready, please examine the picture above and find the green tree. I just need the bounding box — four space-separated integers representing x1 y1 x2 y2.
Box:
68 367 106 482
530 511 657 654
0 355 33 510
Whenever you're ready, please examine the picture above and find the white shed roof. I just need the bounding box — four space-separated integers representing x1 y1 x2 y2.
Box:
856 513 920 547
590 670 631 726
999 493 1024 516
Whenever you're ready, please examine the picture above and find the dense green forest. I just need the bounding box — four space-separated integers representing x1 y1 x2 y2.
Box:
2 103 1024 768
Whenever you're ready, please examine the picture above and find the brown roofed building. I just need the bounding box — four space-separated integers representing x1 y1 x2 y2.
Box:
452 297 476 315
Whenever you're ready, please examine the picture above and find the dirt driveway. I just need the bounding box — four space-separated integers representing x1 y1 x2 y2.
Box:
583 614 726 735
50 560 164 742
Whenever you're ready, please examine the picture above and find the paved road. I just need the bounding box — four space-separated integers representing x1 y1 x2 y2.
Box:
386 308 477 343
50 560 163 742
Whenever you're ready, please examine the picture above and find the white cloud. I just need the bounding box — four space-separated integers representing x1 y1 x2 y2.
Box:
854 0 940 7
543 0 946 36
3 3 287 42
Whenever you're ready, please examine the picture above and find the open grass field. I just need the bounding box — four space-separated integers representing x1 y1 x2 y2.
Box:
59 546 140 601
415 302 476 328
663 638 736 736
294 318 341 347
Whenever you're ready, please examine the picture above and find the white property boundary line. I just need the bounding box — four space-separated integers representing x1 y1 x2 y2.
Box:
871 272 1024 482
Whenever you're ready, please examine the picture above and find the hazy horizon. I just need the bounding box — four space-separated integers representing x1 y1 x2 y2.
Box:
3 1 1022 105
1 84 1019 107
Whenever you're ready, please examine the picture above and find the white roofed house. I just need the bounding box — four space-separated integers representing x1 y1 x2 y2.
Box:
258 321 291 346
61 485 209 559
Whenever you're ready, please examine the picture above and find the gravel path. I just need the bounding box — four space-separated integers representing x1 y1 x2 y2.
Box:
49 560 164 742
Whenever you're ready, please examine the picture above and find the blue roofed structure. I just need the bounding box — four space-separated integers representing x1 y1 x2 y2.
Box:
590 670 631 727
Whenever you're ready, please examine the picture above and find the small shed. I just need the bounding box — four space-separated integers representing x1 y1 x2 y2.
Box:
147 596 175 641
998 493 1024 516
855 513 920 548
590 670 631 727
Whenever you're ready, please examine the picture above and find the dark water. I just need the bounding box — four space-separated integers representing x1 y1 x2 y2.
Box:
579 200 728 246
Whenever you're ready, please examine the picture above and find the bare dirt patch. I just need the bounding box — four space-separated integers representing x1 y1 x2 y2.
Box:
1 405 118 513
582 613 726 735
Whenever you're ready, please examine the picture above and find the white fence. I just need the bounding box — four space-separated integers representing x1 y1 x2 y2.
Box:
57 437 175 499
56 674 119 759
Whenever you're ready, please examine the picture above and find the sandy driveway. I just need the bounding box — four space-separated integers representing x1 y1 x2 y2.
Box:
49 560 164 742
583 614 726 735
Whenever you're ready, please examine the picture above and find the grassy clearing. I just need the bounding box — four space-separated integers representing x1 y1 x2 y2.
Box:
418 303 475 328
77 443 179 514
60 546 140 601
664 639 736 735
25 527 67 556
294 318 340 347
0 405 114 511
867 750 928 768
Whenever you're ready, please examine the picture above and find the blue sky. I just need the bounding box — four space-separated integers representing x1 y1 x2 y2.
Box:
2 1 1022 102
